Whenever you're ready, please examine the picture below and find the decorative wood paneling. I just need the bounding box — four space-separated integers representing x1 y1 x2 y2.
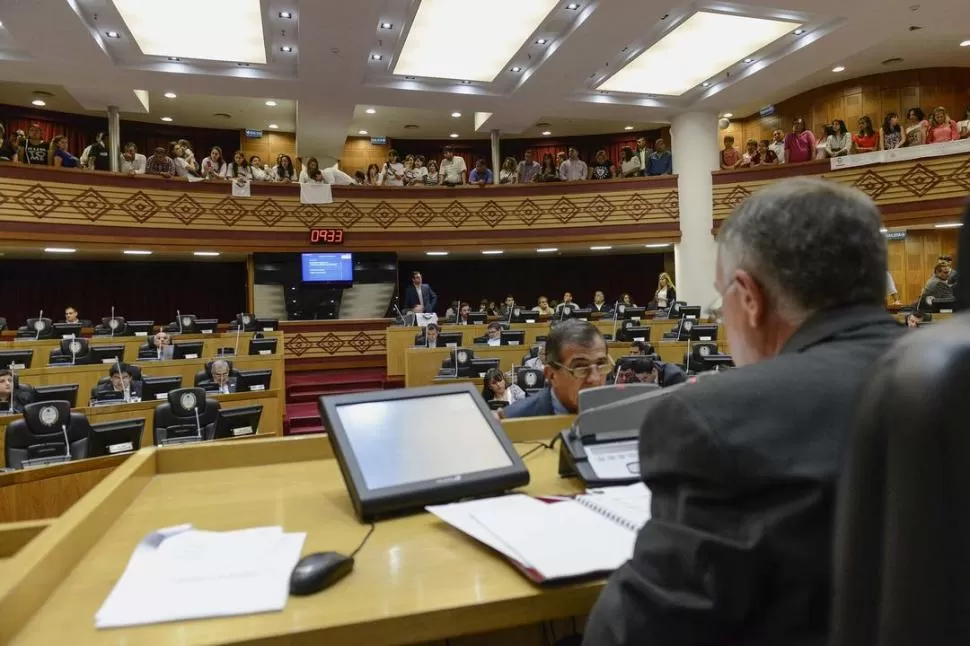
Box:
281 320 389 366
888 229 959 304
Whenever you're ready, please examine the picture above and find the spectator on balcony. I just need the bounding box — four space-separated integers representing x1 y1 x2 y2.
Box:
881 112 903 150
646 139 672 176
145 146 176 178
655 273 676 310
409 155 429 185
322 164 357 185
177 139 198 173
0 131 20 162
783 116 817 164
619 146 641 177
852 116 880 153
818 120 851 159
379 150 405 186
720 135 742 169
538 153 560 182
589 149 615 180
167 143 191 178
758 140 778 165
440 145 467 186
903 107 928 147
769 129 786 164
559 147 588 181
248 156 270 181
499 156 518 184
227 151 251 182
469 159 493 185
635 137 650 175
50 135 79 168
958 106 970 140
364 163 380 186
19 124 49 166
737 138 761 168
926 106 960 143
401 154 416 186
299 156 321 183
120 142 146 175
200 146 227 179
273 154 296 182
82 132 111 171
424 159 440 186
517 150 541 183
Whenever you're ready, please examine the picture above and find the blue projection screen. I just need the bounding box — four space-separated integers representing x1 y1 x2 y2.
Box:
301 253 354 283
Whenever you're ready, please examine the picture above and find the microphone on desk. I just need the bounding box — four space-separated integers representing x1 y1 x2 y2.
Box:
192 404 204 441
60 423 72 461
8 362 15 415
116 357 131 402
110 305 116 338
233 317 242 356
69 335 78 366
611 301 620 340
34 309 44 341
176 309 183 334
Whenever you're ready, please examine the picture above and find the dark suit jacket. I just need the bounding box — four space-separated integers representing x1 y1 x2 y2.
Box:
403 283 437 313
589 302 613 313
583 305 901 646
502 387 555 419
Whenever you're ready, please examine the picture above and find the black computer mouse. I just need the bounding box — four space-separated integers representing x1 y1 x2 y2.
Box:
289 551 354 596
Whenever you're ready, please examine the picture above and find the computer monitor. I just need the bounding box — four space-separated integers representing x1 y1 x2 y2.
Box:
435 332 463 348
616 307 646 321
248 338 278 356
52 322 82 339
86 418 145 457
142 375 183 401
237 369 272 392
617 325 652 343
196 318 219 334
509 309 537 324
677 305 702 320
127 320 154 337
318 383 529 521
256 317 279 331
0 350 32 369
212 405 263 440
561 308 592 321
689 324 718 342
88 345 125 365
500 330 525 346
469 358 500 378
33 384 79 408
704 355 735 371
172 341 203 360
467 312 487 324
92 389 126 405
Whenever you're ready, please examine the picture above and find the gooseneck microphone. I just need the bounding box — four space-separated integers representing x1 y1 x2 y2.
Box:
34 309 44 341
110 305 116 338
611 301 620 340
233 316 242 356
177 309 183 334
60 423 72 460
192 405 203 441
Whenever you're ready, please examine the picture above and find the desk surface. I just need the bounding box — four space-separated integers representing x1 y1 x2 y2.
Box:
2 431 592 645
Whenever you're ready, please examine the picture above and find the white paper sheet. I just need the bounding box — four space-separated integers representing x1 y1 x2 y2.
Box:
300 183 333 204
231 180 251 198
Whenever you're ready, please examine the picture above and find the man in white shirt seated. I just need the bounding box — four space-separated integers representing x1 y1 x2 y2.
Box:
524 344 545 371
120 142 146 175
532 296 554 316
555 291 577 315
483 322 502 346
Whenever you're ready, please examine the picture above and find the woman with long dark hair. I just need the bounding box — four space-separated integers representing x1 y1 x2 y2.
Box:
201 146 227 178
852 116 880 153
538 153 560 182
481 368 525 405
881 112 903 150
273 154 296 182
365 163 380 185
820 119 850 158
903 107 928 147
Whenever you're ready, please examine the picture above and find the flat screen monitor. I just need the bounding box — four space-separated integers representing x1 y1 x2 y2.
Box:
248 338 278 356
93 389 126 405
509 309 536 324
213 405 263 439
52 322 82 339
237 369 272 392
617 325 652 343
500 330 525 346
678 306 702 320
196 318 219 334
434 332 462 348
469 358 500 378
0 350 33 369
128 320 154 337
705 355 735 371
86 418 145 457
255 318 279 331
467 312 487 324
88 345 125 365
172 341 203 360
319 383 530 521
33 384 79 408
617 307 646 321
689 324 718 342
142 375 183 401
301 253 354 284
561 307 592 321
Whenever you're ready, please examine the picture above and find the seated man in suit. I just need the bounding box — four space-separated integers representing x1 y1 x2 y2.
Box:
207 359 236 395
614 354 686 388
97 362 143 400
589 290 612 313
583 178 901 645
448 302 473 325
503 319 610 419
415 323 441 347
402 270 437 314
0 368 34 414
152 331 174 360
61 305 91 327
481 321 502 346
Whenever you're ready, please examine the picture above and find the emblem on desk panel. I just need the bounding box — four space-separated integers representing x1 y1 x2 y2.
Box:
683 319 694 331
699 345 711 357
524 372 538 387
33 320 46 331
181 316 193 328
179 391 198 411
108 318 120 330
69 340 82 354
457 350 469 364
39 405 59 427
242 315 251 325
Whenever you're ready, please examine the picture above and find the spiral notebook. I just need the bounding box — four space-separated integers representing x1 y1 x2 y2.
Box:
427 482 651 583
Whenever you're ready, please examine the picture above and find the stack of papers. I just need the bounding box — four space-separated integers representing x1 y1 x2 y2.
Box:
96 525 306 629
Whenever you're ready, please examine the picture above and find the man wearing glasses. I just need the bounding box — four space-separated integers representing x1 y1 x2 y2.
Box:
503 319 611 418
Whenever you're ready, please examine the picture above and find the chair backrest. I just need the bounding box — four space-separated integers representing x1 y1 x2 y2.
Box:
23 317 53 339
831 317 970 646
58 337 90 359
5 401 91 468
515 368 545 391
0 317 6 332
153 387 220 444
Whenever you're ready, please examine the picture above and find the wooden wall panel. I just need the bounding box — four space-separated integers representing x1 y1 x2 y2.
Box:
340 136 389 176
888 229 959 304
238 132 297 167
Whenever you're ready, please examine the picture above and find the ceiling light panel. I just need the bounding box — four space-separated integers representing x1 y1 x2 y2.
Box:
112 0 267 64
597 11 800 96
393 0 558 82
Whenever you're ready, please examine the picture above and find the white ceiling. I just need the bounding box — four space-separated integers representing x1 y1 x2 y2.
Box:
0 0 966 162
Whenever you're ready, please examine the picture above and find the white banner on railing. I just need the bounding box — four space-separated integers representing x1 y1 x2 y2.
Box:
300 183 333 204
831 138 970 171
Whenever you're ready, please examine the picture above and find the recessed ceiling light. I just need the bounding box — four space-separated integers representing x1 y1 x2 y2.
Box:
114 0 267 64
44 247 76 254
566 3 580 9
160 116 173 122
536 247 558 253
935 222 963 228
365 108 376 114
106 31 120 38
451 111 462 118
510 66 522 72
743 57 754 63
722 112 733 118
541 130 552 135
590 245 613 251
278 11 292 19
268 123 279 129
265 100 278 106
597 12 799 96
164 91 177 98
624 125 634 130
371 53 383 61
449 133 459 138
193 251 221 256
645 243 671 248
425 251 449 256
380 22 393 29
793 28 806 35
123 250 152 255
393 0 558 82
167 56 180 62
358 130 368 135
960 39 970 47
280 46 293 53
832 65 845 72
536 38 548 45
701 81 711 87
31 99 46 106
481 250 504 255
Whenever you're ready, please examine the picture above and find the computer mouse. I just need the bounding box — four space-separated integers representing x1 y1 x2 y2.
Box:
289 551 354 596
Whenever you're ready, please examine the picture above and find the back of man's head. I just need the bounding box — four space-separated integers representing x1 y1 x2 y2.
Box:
545 319 604 366
718 177 886 323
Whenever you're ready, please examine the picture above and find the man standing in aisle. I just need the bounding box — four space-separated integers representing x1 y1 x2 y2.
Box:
402 271 438 314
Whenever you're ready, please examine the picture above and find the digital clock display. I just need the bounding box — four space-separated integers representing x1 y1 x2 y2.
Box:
308 228 345 244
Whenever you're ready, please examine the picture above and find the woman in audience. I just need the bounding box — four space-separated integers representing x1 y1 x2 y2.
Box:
720 135 742 169
538 153 560 182
758 140 778 165
882 112 903 150
852 116 881 153
227 151 251 181
379 149 405 186
499 156 518 184
655 273 676 309
249 156 270 181
410 155 429 185
168 142 191 177
298 156 321 183
926 106 959 143
783 116 817 163
903 107 928 147
737 138 761 167
49 135 79 168
273 154 296 182
0 131 20 161
819 120 851 158
365 163 380 185
619 146 641 177
481 368 526 406
201 146 227 178
620 292 637 308
401 154 416 186
958 106 970 140
177 139 198 172
424 159 440 186
588 149 613 180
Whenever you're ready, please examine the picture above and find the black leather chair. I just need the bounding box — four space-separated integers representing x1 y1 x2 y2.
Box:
230 313 259 332
0 317 6 332
684 342 720 373
520 345 541 365
193 360 240 387
16 317 53 340
514 368 545 395
49 337 92 365
94 316 130 336
153 387 220 444
831 317 970 646
167 314 199 334
5 400 90 468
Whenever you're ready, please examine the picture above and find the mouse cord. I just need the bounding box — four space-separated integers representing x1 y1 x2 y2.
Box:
513 440 552 459
350 523 376 559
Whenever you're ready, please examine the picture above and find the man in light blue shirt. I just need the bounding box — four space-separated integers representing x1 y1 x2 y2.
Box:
469 159 493 185
646 138 673 176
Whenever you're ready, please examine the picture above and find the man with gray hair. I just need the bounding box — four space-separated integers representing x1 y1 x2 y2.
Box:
583 178 901 645
208 359 236 395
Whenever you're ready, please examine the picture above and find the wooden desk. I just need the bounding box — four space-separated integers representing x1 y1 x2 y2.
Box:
386 319 687 377
0 331 283 369
0 433 595 645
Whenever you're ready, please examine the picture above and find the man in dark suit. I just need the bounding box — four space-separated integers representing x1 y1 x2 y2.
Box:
402 270 437 314
97 362 143 400
583 178 902 645
503 319 611 418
